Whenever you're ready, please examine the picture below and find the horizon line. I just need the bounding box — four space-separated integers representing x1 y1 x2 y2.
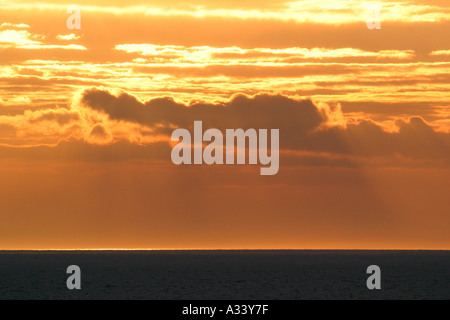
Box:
0 248 449 251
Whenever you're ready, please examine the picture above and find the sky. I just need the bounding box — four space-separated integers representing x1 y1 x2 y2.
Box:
0 0 449 249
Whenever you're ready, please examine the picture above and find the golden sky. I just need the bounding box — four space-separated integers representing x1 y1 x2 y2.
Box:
0 0 449 249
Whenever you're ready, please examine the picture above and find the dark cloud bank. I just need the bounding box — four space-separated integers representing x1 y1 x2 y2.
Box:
1 87 449 168
78 87 450 166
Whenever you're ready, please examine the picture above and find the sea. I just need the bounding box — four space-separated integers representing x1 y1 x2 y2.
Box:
0 250 448 300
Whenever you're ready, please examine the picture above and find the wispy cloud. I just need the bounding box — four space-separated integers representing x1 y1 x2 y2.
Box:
0 28 86 50
56 34 81 41
3 0 450 23
430 49 450 56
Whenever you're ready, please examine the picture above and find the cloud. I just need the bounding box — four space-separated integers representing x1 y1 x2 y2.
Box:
4 0 450 24
77 87 450 166
0 23 30 29
56 34 81 41
0 95 32 105
27 109 80 125
85 123 113 145
430 49 450 56
115 44 415 62
0 108 82 145
79 87 324 131
0 87 448 168
0 29 86 50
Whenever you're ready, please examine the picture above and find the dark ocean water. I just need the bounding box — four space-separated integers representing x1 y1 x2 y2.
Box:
0 250 448 300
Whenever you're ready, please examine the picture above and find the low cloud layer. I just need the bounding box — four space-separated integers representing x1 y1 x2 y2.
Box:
0 87 448 168
77 87 450 166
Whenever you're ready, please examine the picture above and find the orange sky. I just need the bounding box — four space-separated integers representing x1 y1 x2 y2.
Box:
0 0 449 250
